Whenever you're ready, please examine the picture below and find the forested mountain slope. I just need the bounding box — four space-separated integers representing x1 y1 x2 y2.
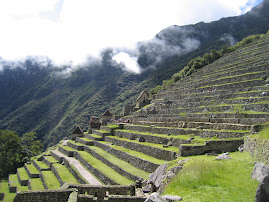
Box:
0 0 269 148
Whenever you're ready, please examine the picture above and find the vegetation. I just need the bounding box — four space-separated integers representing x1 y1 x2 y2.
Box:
41 171 61 189
151 32 268 95
163 152 259 201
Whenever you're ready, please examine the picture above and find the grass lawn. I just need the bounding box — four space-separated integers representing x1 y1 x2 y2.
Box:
100 141 166 165
25 163 39 175
77 151 133 185
17 167 29 180
33 160 49 170
52 163 79 184
0 179 16 202
163 152 259 202
89 146 149 179
29 178 45 190
41 171 60 189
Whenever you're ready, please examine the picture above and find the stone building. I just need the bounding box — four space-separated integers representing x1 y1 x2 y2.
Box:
71 126 84 140
101 109 113 125
136 90 149 108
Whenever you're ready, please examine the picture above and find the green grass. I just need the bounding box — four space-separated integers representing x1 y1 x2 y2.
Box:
89 134 103 138
68 140 85 146
52 163 79 184
80 138 93 142
77 151 133 185
89 146 149 179
163 152 259 202
0 179 16 202
250 127 269 139
33 160 49 170
109 136 179 152
100 141 166 165
25 163 39 175
106 124 120 128
8 174 29 192
45 156 58 163
29 178 45 190
41 171 61 189
17 167 29 180
58 145 76 151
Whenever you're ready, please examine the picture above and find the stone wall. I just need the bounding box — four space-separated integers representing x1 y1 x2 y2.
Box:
73 151 117 185
24 164 39 178
244 137 269 165
13 188 77 202
62 157 88 184
67 141 85 151
179 139 244 156
105 136 177 161
115 130 188 147
58 146 74 157
84 146 140 182
51 164 64 186
39 171 48 189
94 141 159 173
76 137 94 146
17 168 29 186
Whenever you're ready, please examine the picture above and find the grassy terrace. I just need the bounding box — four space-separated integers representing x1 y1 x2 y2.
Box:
29 178 45 190
197 78 263 89
0 179 16 201
25 163 39 175
9 174 29 191
106 124 120 128
45 156 58 163
41 171 61 189
107 136 179 153
77 150 133 185
127 125 249 134
163 152 259 201
52 163 79 184
80 137 93 142
17 167 30 181
33 160 49 170
89 146 149 179
68 140 85 146
99 141 166 165
117 129 209 144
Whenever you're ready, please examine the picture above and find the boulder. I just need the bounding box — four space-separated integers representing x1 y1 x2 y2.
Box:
145 192 167 202
216 152 232 160
138 136 145 142
252 162 269 182
149 164 168 190
255 175 269 202
238 144 244 152
163 194 182 201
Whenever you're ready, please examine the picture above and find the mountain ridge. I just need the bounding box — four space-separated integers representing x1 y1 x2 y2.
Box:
1 0 269 148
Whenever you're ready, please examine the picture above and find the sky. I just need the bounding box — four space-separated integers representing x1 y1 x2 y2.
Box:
0 0 263 67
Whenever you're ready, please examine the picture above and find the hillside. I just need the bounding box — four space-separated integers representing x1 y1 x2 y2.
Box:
1 0 269 148
1 27 268 202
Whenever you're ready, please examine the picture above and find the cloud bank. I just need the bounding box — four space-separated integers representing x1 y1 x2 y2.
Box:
0 0 262 73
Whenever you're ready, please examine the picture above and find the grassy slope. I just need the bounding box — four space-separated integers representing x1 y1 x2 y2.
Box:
163 152 259 202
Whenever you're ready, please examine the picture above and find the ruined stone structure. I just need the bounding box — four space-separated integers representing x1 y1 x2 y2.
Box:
72 126 84 140
101 110 113 126
136 90 149 108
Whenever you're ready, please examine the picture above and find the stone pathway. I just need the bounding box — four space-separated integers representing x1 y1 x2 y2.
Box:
53 150 102 185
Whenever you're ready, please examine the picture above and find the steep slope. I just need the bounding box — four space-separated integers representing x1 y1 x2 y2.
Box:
1 0 269 148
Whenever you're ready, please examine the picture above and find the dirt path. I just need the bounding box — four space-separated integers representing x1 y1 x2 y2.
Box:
53 150 102 185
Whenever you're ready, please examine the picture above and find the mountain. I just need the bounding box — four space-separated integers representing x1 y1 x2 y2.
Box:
0 0 269 148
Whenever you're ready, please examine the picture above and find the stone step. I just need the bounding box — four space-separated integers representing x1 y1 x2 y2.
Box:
133 121 252 131
121 125 248 139
93 141 162 173
131 114 269 125
105 136 178 161
24 163 40 178
83 133 103 141
17 167 30 186
84 145 149 181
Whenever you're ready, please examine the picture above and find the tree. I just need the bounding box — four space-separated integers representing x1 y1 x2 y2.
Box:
0 130 22 177
20 132 43 160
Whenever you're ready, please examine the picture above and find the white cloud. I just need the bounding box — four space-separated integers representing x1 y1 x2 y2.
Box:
0 0 262 66
112 52 141 74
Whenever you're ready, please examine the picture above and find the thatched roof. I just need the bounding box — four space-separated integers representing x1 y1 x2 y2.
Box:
102 109 113 117
136 90 149 101
72 126 84 135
